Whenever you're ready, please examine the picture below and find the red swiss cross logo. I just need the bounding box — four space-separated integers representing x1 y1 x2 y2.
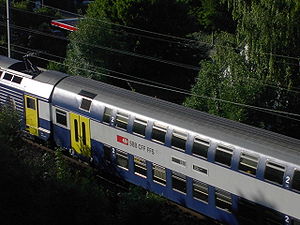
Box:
117 135 128 145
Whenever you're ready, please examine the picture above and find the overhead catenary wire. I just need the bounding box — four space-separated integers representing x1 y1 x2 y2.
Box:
1 44 300 123
21 0 300 62
9 41 300 96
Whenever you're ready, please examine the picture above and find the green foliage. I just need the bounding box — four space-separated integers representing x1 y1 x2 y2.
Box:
54 147 71 181
0 106 21 143
47 61 67 73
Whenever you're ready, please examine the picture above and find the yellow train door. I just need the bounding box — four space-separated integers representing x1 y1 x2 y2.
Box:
70 113 91 157
24 95 38 136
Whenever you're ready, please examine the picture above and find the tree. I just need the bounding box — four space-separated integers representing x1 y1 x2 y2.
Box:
65 0 207 102
185 0 300 138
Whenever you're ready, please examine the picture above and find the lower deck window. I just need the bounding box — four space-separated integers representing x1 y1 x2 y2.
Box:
215 188 232 212
153 163 166 185
193 180 208 202
116 149 128 169
172 172 186 194
292 169 300 192
237 198 258 224
134 156 147 177
263 208 283 225
293 219 300 225
56 109 67 126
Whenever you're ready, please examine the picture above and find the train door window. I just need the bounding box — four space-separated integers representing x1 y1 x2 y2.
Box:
115 112 129 130
3 73 13 81
134 156 147 177
293 219 300 225
26 97 36 110
12 76 22 84
215 188 232 212
152 123 167 144
56 109 67 126
215 146 233 167
192 137 209 159
193 179 208 203
133 118 147 137
153 163 166 185
116 149 128 169
103 107 113 124
239 152 259 176
292 169 300 192
171 130 187 151
172 171 186 194
80 98 92 111
103 145 112 163
264 161 285 185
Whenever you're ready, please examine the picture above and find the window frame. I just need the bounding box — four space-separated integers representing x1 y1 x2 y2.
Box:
115 111 129 130
2 73 13 81
80 98 92 111
193 179 209 203
264 161 285 185
132 118 147 137
215 146 233 167
215 188 232 212
171 130 187 151
238 152 259 176
55 109 68 127
152 163 166 185
192 137 209 159
151 123 167 144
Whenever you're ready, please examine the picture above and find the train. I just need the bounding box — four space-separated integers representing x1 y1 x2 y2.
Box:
0 54 300 225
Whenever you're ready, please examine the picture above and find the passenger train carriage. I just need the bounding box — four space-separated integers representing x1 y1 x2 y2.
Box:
0 55 300 225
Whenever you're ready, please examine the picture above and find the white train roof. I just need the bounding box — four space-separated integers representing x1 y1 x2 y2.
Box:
52 74 300 166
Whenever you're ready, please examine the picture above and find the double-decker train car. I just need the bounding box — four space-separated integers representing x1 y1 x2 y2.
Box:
0 55 300 225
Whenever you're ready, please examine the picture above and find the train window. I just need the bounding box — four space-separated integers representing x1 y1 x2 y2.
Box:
193 179 208 202
56 109 67 126
133 118 147 137
103 145 112 163
80 98 92 111
152 123 167 143
239 153 259 175
116 149 128 169
237 198 257 224
193 165 208 175
12 76 22 84
115 112 129 130
192 137 209 159
293 219 300 225
263 208 283 225
3 73 13 81
215 188 232 212
264 161 285 185
134 156 147 177
26 97 36 110
292 169 300 192
215 146 233 167
103 107 113 124
171 157 186 167
82 122 86 145
171 130 187 151
172 171 186 194
153 163 166 185
74 119 79 142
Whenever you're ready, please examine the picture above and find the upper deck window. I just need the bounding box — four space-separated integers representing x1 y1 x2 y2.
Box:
192 137 209 159
239 153 259 176
292 169 300 192
215 146 233 167
12 76 22 84
152 123 167 144
103 107 113 124
115 112 129 130
171 130 187 151
133 118 147 137
3 73 13 81
80 98 92 111
264 161 285 185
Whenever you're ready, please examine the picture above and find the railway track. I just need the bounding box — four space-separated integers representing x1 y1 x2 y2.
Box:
22 137 221 224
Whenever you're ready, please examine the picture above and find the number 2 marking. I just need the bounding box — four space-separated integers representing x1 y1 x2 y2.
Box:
285 176 290 184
